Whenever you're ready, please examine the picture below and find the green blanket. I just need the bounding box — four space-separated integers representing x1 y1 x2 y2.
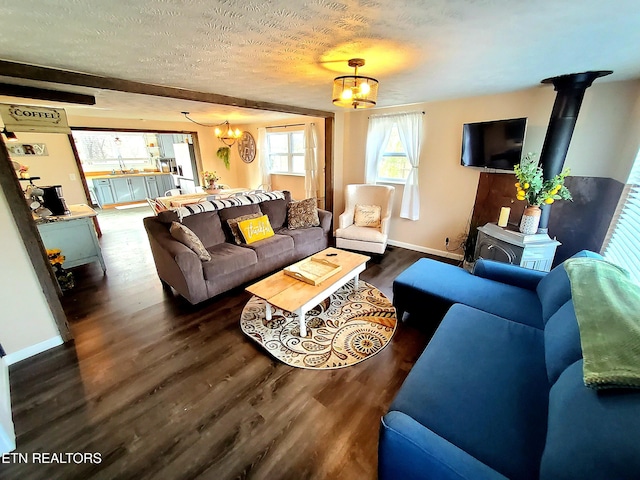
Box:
564 257 640 389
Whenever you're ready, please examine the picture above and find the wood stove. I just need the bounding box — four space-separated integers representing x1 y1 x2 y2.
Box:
474 223 560 272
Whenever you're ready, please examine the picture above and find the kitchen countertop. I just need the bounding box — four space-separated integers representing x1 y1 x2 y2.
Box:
34 203 98 223
87 172 172 180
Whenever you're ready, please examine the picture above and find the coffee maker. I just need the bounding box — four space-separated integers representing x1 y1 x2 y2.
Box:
41 185 69 216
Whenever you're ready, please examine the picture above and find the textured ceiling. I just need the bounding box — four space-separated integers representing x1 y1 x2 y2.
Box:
0 0 639 122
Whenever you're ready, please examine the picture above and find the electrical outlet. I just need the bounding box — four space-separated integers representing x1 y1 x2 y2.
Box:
69 173 77 181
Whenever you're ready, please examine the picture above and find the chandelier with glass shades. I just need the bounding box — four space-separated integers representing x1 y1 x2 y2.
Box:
332 58 379 109
182 112 242 146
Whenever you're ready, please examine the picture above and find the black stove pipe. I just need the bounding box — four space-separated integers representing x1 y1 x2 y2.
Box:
537 70 612 233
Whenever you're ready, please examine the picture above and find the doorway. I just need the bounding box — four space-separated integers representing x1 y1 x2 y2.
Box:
70 129 200 212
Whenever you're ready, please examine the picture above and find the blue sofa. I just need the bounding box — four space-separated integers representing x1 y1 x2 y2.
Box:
381 251 640 480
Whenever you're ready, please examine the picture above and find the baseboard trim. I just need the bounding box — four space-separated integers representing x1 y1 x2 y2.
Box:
387 240 464 261
4 336 64 366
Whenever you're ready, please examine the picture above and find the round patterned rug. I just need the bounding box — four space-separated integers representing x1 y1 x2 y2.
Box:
240 280 397 369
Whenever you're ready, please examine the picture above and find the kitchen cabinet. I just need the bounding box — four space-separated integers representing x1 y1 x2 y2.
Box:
37 204 106 272
144 175 160 198
90 174 174 204
160 174 174 195
92 178 115 206
158 134 187 159
111 176 147 203
157 135 174 159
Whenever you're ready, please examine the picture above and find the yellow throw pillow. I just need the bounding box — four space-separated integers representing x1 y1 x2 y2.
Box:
227 212 262 244
354 204 381 228
238 214 274 244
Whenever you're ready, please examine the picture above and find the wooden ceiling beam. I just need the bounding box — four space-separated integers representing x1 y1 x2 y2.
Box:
0 60 334 119
0 82 96 105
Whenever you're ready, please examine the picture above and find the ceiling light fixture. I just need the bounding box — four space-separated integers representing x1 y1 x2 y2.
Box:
332 58 379 109
182 112 242 147
2 128 18 142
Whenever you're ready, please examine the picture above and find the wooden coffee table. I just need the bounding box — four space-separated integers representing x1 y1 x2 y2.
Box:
246 247 370 337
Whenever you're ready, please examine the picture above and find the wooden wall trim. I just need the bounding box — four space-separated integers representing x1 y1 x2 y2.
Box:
67 133 91 204
0 82 95 105
71 126 197 134
0 60 335 119
324 116 334 216
0 139 72 341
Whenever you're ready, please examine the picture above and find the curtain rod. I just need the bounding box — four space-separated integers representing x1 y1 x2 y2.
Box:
265 123 309 129
368 111 425 119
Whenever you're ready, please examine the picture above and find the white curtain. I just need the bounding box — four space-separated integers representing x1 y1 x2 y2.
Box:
257 127 270 188
364 116 393 184
304 123 318 198
396 112 423 220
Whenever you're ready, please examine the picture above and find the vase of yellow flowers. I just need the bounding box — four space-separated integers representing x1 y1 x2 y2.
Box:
514 153 572 234
46 249 74 291
202 171 219 190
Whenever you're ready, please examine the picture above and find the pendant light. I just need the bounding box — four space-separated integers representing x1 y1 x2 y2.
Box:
182 112 242 147
332 58 379 109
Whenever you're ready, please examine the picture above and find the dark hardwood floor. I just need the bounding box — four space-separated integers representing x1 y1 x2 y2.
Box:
2 206 455 480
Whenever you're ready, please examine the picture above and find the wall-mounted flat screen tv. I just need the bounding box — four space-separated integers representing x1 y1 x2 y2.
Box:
461 117 527 171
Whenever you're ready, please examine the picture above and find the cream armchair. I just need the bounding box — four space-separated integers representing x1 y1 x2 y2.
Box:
335 184 395 254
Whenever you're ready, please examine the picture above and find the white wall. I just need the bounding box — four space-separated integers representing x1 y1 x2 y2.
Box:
337 79 640 256
0 187 60 357
557 80 640 181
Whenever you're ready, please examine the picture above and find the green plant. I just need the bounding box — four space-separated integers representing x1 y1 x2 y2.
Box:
514 152 572 206
217 146 230 170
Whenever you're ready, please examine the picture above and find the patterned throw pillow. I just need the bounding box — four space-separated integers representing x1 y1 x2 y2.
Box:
237 215 274 244
169 222 211 261
227 212 262 244
354 204 381 228
287 197 320 230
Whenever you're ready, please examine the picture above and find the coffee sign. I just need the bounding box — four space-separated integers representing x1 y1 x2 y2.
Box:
0 104 71 134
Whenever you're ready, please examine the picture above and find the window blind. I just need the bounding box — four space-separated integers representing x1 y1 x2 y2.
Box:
603 151 640 285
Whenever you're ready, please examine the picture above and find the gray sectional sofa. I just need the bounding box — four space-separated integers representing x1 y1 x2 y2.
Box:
143 191 332 304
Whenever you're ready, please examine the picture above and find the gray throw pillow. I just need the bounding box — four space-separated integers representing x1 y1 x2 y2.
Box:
169 222 211 261
287 197 320 230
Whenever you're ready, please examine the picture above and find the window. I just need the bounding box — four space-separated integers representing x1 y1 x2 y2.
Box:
366 111 423 220
72 131 151 165
603 150 640 285
267 130 304 175
377 123 412 182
